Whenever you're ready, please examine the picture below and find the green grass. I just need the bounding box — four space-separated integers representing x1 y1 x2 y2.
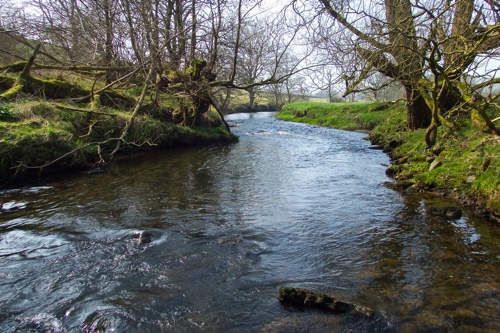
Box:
278 100 500 218
0 100 236 182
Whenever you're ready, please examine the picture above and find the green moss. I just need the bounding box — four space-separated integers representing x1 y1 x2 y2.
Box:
0 123 83 173
0 82 24 100
189 58 207 79
0 62 28 72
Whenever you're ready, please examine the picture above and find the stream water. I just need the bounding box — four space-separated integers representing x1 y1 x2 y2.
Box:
0 112 499 332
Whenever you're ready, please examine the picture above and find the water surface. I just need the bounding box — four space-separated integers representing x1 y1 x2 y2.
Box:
0 112 499 332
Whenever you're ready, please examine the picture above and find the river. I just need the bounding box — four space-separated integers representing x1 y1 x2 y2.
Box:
0 112 499 332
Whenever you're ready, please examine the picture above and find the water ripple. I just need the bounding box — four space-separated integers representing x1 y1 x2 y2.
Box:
0 113 498 332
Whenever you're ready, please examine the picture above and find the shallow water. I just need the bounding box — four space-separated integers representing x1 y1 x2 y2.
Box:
0 112 499 332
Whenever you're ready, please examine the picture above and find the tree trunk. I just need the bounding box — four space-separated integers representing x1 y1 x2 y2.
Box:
103 0 114 84
437 82 461 114
405 85 432 129
248 87 255 110
20 44 42 80
180 99 190 127
191 97 210 127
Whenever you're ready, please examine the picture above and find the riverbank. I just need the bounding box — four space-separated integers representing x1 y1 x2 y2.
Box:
0 100 236 184
277 101 500 220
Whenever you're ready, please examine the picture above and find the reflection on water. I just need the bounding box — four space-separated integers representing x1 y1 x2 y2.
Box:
0 112 499 332
356 193 500 332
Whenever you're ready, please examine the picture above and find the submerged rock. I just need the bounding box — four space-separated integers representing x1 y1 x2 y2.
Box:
277 287 374 318
384 181 414 191
427 207 463 219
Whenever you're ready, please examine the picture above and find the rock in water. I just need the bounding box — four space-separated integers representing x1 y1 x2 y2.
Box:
427 207 462 219
136 231 153 244
277 287 374 318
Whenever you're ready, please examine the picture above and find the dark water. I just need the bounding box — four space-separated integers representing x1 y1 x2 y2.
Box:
0 112 499 332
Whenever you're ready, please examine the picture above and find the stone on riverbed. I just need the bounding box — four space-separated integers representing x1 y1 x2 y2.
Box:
277 287 374 318
426 207 463 219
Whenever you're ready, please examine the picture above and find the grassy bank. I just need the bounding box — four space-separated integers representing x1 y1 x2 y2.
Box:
277 101 500 220
277 101 401 131
0 100 236 183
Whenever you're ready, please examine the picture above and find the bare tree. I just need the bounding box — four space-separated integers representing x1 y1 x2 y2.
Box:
158 0 309 125
235 18 277 109
354 72 403 102
1 0 310 124
308 66 344 102
294 0 500 135
266 51 310 109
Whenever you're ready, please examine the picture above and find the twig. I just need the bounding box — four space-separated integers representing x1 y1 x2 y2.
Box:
108 64 155 161
79 120 99 138
72 61 150 103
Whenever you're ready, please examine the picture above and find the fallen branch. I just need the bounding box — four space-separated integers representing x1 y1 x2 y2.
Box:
72 61 150 103
108 64 155 162
27 64 134 72
55 104 118 117
9 135 122 177
10 142 95 176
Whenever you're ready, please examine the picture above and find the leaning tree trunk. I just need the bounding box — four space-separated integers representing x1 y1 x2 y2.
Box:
191 95 211 127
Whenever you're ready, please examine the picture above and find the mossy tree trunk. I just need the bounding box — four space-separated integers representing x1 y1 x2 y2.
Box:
19 44 41 80
162 58 228 130
0 44 41 100
189 58 212 127
0 47 137 107
404 85 433 129
191 96 211 127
